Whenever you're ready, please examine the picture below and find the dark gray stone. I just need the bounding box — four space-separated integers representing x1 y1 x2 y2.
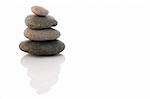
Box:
25 15 57 29
31 6 49 16
24 28 60 41
19 40 65 56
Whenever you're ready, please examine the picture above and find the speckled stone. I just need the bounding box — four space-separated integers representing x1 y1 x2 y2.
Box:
25 15 57 29
19 40 65 56
31 6 49 16
24 28 60 41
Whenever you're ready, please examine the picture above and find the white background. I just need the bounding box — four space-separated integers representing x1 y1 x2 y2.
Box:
0 0 149 99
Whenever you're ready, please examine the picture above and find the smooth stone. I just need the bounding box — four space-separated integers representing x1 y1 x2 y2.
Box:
19 40 65 56
24 28 60 41
25 15 57 29
31 6 49 16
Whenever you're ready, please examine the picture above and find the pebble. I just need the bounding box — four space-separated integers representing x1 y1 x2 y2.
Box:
25 15 57 29
31 6 49 16
24 28 60 41
19 40 65 56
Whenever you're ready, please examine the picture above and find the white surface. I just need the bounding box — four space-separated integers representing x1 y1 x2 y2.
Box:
0 0 149 99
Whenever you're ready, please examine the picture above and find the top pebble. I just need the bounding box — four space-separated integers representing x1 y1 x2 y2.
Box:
31 6 49 16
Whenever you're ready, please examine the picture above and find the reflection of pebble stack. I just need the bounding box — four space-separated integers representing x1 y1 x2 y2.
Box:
21 54 65 94
19 6 65 56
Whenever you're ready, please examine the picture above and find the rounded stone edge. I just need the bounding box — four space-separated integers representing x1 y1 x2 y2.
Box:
19 41 29 53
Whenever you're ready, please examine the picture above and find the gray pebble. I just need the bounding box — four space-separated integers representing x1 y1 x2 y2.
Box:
25 15 57 29
19 40 65 56
24 28 60 41
31 6 49 16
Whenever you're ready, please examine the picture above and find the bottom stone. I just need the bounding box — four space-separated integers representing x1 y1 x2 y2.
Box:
19 40 65 56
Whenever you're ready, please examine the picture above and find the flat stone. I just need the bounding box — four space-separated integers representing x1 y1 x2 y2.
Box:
19 40 65 56
25 15 57 29
24 28 60 41
31 6 49 16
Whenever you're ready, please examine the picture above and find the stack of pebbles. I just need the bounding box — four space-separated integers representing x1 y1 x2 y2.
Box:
19 6 65 56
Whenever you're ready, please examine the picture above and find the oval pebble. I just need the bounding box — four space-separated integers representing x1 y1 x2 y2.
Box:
19 40 65 56
25 15 57 29
24 28 60 41
31 6 49 16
